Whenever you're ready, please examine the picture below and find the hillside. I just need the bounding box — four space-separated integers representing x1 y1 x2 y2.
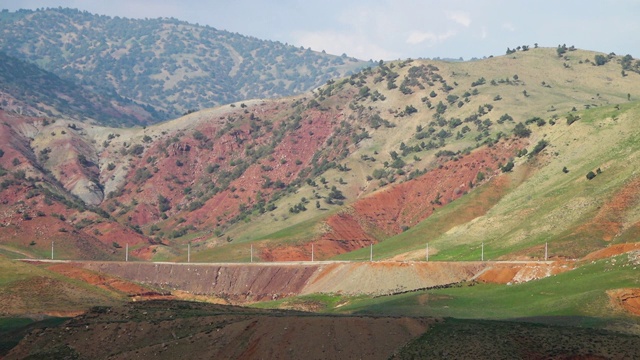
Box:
0 8 368 123
0 47 639 267
5 300 640 359
0 51 158 126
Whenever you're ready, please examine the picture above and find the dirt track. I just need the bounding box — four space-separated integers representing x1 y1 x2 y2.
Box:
24 260 570 303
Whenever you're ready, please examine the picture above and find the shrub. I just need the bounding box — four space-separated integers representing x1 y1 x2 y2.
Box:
501 161 514 172
566 113 580 125
158 195 171 212
586 171 596 180
594 54 607 66
529 140 549 158
512 123 531 138
471 77 486 87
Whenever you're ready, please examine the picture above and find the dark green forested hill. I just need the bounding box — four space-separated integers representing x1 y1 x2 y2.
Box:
0 51 160 126
0 8 369 122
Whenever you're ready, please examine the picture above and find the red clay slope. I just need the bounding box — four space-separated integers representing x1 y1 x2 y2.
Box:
263 138 524 260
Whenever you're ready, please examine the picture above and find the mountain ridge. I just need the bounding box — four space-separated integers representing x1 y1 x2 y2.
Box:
0 8 369 124
0 47 639 265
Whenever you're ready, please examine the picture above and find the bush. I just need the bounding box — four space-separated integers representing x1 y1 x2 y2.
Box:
529 140 549 158
594 54 607 66
512 123 531 138
586 171 596 180
158 195 171 212
501 161 514 172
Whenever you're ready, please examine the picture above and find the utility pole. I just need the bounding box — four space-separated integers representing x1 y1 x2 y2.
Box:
311 243 314 262
125 243 128 262
370 243 373 262
545 242 548 261
426 243 429 262
250 244 253 263
187 242 191 263
51 241 54 260
481 242 484 261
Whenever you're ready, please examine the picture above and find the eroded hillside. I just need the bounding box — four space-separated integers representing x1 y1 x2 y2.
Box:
0 47 639 263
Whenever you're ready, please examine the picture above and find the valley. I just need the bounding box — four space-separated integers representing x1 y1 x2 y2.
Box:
0 6 640 358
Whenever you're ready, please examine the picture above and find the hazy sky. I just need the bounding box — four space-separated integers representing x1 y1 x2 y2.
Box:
2 0 639 60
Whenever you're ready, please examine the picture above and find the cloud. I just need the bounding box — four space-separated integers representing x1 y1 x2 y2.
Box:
292 30 398 61
502 22 516 32
446 12 471 27
406 30 456 45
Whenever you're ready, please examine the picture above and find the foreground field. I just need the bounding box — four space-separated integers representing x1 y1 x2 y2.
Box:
5 300 640 360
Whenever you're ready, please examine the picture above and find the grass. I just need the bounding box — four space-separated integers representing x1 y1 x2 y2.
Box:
0 317 69 357
333 254 640 321
250 293 352 312
0 255 127 315
342 102 640 262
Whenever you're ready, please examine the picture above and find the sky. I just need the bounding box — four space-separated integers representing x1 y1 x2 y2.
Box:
2 0 639 61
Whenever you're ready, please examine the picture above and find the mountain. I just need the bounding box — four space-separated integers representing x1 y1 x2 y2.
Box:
0 51 159 126
0 46 639 265
0 8 368 124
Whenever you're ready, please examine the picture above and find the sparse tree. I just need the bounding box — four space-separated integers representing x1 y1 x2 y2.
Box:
594 54 607 66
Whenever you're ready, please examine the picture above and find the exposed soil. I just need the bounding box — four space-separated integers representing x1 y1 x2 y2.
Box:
475 261 573 284
46 263 171 300
607 288 640 316
559 177 640 256
60 260 569 303
582 243 640 261
0 275 119 317
6 300 435 360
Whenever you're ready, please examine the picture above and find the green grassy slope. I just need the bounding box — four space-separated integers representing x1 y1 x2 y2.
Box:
337 102 640 261
0 256 125 317
217 48 640 261
336 254 640 321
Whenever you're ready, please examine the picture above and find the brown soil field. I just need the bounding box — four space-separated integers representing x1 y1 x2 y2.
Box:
6 300 435 360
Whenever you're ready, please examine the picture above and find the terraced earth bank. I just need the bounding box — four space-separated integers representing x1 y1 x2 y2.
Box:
36 260 573 303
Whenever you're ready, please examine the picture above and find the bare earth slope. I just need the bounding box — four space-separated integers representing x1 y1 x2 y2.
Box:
65 260 569 302
6 301 434 360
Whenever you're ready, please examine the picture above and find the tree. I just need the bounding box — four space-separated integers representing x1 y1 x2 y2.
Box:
358 86 370 98
158 195 171 212
501 161 514 172
512 123 531 138
594 54 607 66
586 171 596 180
